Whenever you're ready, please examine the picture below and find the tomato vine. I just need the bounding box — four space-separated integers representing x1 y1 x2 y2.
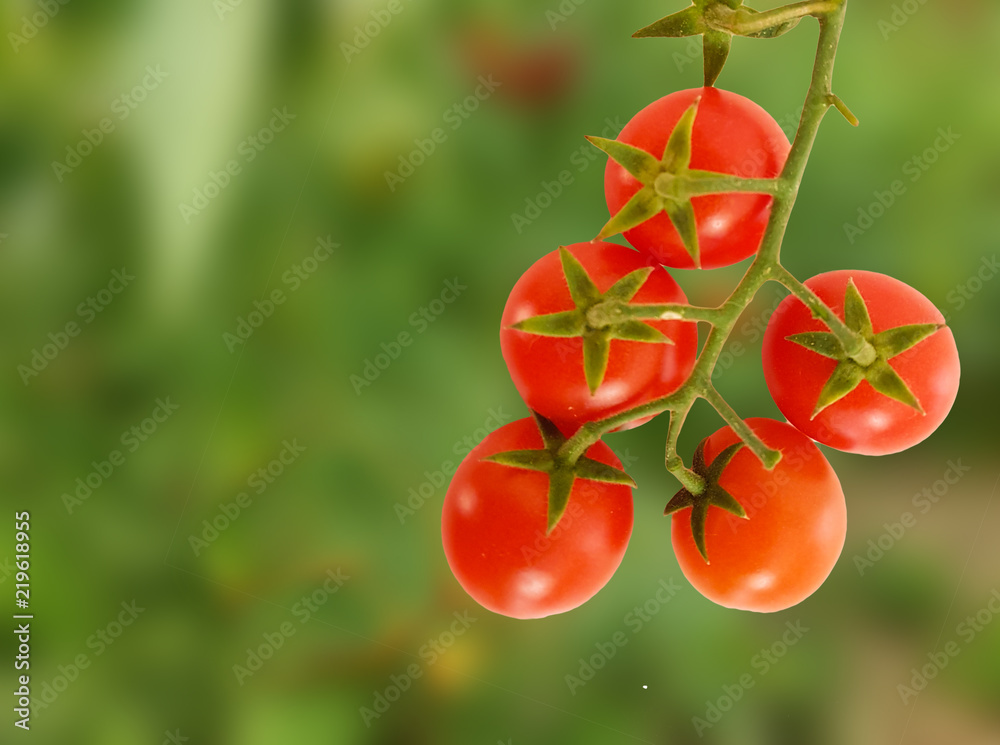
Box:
441 0 959 616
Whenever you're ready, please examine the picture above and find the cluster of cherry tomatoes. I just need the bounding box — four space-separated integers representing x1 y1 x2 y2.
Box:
441 86 960 619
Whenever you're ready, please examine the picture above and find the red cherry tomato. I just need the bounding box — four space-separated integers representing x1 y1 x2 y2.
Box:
500 241 698 431
441 418 633 619
762 270 960 455
671 418 847 613
604 87 789 269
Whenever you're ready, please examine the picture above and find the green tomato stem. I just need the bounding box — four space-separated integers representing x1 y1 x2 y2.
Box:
703 386 781 468
773 264 877 364
664 403 706 494
619 303 723 324
710 0 841 36
682 175 784 197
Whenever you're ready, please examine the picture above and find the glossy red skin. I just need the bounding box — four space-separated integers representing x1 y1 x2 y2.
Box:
671 419 847 613
500 242 698 431
604 87 790 270
442 418 633 619
762 270 960 455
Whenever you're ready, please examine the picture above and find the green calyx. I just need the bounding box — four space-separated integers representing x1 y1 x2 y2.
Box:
587 99 708 266
510 247 674 395
484 412 636 533
664 439 747 563
787 278 945 418
632 0 803 86
587 98 781 265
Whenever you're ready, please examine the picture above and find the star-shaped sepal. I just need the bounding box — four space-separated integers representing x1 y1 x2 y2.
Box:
664 440 747 563
632 1 801 86
786 279 945 418
587 98 724 266
483 412 636 533
510 247 676 395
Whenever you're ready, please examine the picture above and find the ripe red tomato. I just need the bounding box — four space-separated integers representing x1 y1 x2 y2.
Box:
441 418 633 619
500 241 698 431
603 87 789 269
762 270 960 455
670 418 847 613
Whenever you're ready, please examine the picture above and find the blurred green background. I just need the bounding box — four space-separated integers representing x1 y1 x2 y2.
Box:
1 0 999 743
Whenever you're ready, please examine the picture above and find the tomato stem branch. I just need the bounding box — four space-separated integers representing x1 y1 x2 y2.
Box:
709 0 842 37
665 403 705 494
773 263 876 363
683 175 783 197
620 303 723 323
703 386 781 468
